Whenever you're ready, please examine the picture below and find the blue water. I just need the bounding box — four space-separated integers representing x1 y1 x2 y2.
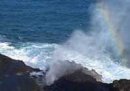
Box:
0 0 96 43
1 0 130 84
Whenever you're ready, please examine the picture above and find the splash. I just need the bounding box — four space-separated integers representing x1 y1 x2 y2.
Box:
93 0 130 67
0 0 130 85
47 30 130 84
0 42 57 70
45 0 130 84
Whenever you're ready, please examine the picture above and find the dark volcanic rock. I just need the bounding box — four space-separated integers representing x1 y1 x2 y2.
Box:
0 54 130 91
44 62 130 91
0 74 40 91
44 70 130 91
44 70 114 91
0 54 41 91
113 79 130 91
61 69 101 83
0 54 40 75
45 68 130 91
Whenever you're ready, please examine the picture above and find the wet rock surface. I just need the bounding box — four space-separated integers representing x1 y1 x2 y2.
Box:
44 64 130 91
44 70 113 91
0 54 130 91
0 54 41 91
113 79 130 91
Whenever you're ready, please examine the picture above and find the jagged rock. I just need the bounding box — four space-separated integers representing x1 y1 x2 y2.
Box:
44 69 113 91
113 79 130 91
0 54 34 75
0 74 41 91
61 69 101 83
1 54 130 91
0 54 41 91
44 61 130 91
45 60 102 85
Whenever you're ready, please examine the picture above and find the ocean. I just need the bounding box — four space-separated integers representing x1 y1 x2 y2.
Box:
0 0 95 43
0 0 130 84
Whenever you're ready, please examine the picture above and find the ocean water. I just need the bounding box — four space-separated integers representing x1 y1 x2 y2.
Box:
0 0 130 84
0 0 95 43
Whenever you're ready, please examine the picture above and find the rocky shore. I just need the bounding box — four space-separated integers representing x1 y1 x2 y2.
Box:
0 54 130 91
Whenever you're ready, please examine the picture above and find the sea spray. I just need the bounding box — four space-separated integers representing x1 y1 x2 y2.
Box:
95 0 130 67
45 0 130 84
45 60 102 86
0 0 130 85
45 30 130 85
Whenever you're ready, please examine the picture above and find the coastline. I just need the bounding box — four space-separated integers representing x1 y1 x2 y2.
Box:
0 54 129 91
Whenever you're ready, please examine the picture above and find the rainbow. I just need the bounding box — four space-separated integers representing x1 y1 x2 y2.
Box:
98 2 127 64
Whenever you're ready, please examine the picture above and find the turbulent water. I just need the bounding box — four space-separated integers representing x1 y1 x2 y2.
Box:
0 0 130 84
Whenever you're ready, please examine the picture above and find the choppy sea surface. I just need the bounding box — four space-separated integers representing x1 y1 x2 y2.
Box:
0 0 130 83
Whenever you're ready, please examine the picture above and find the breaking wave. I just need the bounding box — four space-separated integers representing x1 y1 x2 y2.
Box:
0 30 130 84
0 0 130 85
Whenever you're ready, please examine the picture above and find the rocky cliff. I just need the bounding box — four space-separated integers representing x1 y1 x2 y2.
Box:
0 54 130 91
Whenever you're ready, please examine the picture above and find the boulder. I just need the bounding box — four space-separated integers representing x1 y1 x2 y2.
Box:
113 79 130 91
0 54 41 91
1 54 130 91
44 69 113 91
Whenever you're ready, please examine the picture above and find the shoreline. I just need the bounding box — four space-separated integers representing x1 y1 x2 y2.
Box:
0 54 129 91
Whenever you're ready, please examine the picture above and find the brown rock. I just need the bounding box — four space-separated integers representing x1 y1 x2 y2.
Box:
0 54 39 75
113 79 130 91
0 54 41 91
44 69 111 91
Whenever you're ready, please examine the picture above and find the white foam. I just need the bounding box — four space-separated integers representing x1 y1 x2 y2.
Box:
51 31 130 83
0 0 130 84
0 42 58 70
0 34 130 83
